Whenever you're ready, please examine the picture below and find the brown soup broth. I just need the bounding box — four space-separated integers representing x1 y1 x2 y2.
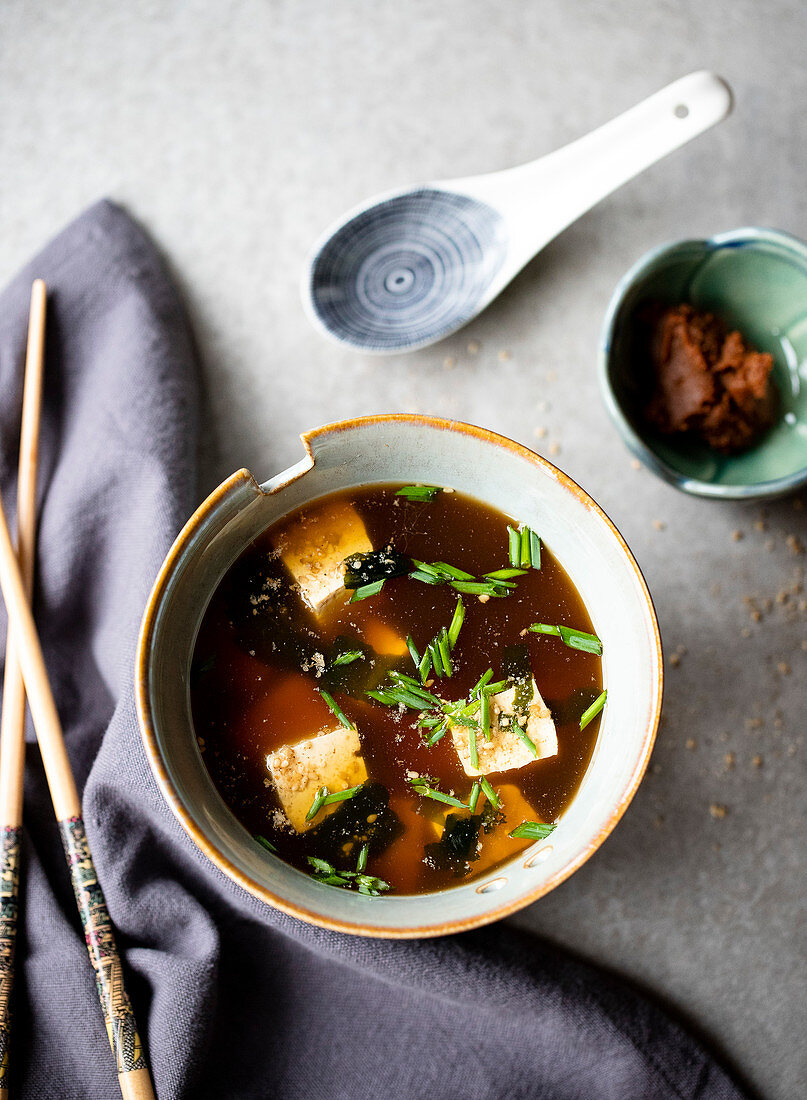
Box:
191 485 603 895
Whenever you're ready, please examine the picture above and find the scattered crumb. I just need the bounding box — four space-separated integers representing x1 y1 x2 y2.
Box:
786 534 804 556
732 529 743 542
669 653 681 668
754 519 767 532
477 593 490 604
652 519 666 531
467 340 480 355
750 609 762 623
196 737 205 752
443 356 456 370
719 731 729 743
752 754 764 768
777 661 791 676
745 717 763 730
724 752 736 770
630 458 642 471
685 738 697 750
548 442 561 456
533 426 547 439
497 349 512 361
709 803 728 819
776 589 789 605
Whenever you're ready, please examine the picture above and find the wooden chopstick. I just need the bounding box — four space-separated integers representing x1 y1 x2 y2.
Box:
0 285 155 1100
0 279 46 1099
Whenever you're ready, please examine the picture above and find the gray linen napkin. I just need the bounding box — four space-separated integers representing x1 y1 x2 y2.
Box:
0 201 749 1099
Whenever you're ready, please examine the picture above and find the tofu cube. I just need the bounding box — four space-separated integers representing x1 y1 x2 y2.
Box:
451 680 558 777
266 724 368 832
272 500 372 613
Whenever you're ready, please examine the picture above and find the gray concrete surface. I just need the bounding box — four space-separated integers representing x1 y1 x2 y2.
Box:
1 2 805 1096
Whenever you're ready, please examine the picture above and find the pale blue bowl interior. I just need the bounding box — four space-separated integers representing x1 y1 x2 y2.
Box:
601 229 807 499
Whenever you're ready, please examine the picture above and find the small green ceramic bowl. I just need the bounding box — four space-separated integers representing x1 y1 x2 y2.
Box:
599 227 807 500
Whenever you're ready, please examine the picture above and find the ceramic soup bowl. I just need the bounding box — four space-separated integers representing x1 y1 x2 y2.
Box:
136 415 662 937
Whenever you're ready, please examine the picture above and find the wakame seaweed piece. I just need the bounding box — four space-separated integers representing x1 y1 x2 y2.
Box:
225 547 320 669
311 782 403 863
343 546 412 589
501 643 534 713
423 813 483 874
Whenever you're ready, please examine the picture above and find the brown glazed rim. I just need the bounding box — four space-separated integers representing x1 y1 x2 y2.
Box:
136 414 664 938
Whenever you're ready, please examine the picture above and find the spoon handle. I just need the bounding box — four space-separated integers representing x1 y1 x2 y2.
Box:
464 71 732 264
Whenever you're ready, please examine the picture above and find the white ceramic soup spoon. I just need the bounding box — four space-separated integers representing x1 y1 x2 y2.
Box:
303 71 732 354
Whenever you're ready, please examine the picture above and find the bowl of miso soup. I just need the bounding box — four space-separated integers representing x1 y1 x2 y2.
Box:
137 415 662 937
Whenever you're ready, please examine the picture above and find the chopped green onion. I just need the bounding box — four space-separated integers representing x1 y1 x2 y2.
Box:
529 622 602 655
349 579 385 602
529 623 561 637
438 628 452 678
480 691 491 742
580 689 607 730
468 724 479 770
410 560 446 579
406 635 420 669
507 525 520 567
396 485 442 501
254 834 276 853
558 626 602 655
418 649 432 682
471 668 494 695
425 719 450 746
356 843 369 872
307 856 337 874
468 781 481 814
529 529 541 569
428 561 474 581
512 720 538 758
447 595 465 648
479 776 501 809
355 874 391 895
332 649 364 667
305 786 329 823
409 780 467 809
321 784 363 807
428 640 444 678
319 689 356 730
483 679 508 695
519 527 531 568
410 569 444 586
484 568 528 580
450 579 507 597
509 821 557 841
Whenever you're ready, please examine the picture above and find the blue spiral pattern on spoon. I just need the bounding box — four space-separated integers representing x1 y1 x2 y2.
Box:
308 189 508 352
